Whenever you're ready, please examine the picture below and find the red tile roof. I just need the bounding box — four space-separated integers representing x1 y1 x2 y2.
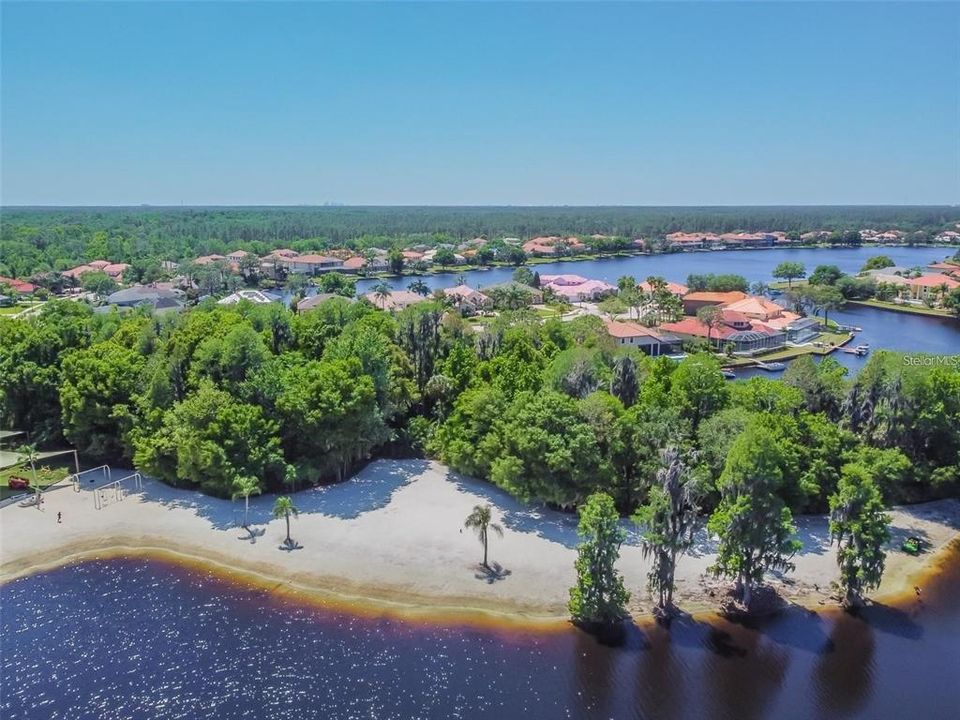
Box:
0 276 37 294
908 274 960 288
604 320 663 339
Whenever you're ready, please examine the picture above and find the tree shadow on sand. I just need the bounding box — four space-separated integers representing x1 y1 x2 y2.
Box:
473 562 512 584
137 459 429 530
449 472 583 548
238 526 266 544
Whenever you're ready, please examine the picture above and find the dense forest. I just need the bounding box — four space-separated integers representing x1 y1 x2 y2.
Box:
2 298 957 522
2 205 959 278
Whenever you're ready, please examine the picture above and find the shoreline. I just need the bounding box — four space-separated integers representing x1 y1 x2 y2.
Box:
350 242 958 282
4 533 959 633
3 460 959 631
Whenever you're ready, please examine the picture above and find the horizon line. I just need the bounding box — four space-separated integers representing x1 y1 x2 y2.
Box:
3 203 959 210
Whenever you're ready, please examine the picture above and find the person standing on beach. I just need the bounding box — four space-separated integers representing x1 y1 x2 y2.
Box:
57 511 62 523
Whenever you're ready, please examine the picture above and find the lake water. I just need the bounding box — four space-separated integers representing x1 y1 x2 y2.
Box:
353 246 955 296
347 246 960 371
2 552 959 720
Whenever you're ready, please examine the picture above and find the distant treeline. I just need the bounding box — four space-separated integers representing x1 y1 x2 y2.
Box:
2 205 959 278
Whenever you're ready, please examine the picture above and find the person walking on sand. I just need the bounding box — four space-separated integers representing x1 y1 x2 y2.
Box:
57 511 62 524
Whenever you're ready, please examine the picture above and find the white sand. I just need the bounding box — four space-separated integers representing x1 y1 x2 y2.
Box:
2 459 958 621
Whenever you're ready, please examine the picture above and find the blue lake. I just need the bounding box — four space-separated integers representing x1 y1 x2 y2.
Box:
347 246 960 372
2 554 959 720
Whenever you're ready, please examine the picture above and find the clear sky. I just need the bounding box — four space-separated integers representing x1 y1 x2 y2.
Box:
1 2 958 206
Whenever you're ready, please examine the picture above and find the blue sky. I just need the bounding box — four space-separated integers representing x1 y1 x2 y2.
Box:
2 2 957 206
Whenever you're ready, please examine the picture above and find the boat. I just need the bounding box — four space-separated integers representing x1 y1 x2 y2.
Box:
721 370 736 379
754 360 786 371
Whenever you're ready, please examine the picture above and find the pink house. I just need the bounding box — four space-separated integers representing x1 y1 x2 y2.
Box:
541 275 616 301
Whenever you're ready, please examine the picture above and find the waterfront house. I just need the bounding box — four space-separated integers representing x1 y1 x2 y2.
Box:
682 290 748 315
282 254 344 275
297 293 356 312
904 274 960 303
443 284 491 310
541 274 617 301
660 315 786 353
665 232 721 250
604 320 680 356
722 295 793 322
637 279 689 297
342 256 367 272
362 289 428 311
928 261 960 277
481 281 544 305
522 236 586 256
718 232 776 248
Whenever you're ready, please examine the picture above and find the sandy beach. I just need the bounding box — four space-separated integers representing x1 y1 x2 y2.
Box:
2 459 959 624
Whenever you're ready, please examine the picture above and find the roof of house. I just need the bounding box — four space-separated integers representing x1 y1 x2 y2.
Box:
928 262 960 274
297 293 355 311
227 250 250 259
549 280 616 297
721 309 751 325
0 276 37 293
660 315 784 340
604 320 664 340
107 286 180 305
682 290 748 304
61 265 97 279
443 285 490 303
289 254 341 264
638 280 689 295
363 289 428 311
541 274 590 286
87 260 111 269
723 296 786 319
660 317 736 339
907 274 960 288
194 254 226 265
342 257 367 269
102 263 130 275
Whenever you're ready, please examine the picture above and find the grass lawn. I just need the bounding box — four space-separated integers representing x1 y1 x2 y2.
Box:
847 299 956 318
0 301 44 317
0 458 73 500
768 280 809 290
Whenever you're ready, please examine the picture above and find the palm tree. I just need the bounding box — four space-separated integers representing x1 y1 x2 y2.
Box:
372 282 392 309
696 305 723 347
408 279 430 296
18 444 40 509
232 475 261 528
464 504 503 568
272 496 299 546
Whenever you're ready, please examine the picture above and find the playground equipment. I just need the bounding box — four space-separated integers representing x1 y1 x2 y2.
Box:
93 472 143 510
